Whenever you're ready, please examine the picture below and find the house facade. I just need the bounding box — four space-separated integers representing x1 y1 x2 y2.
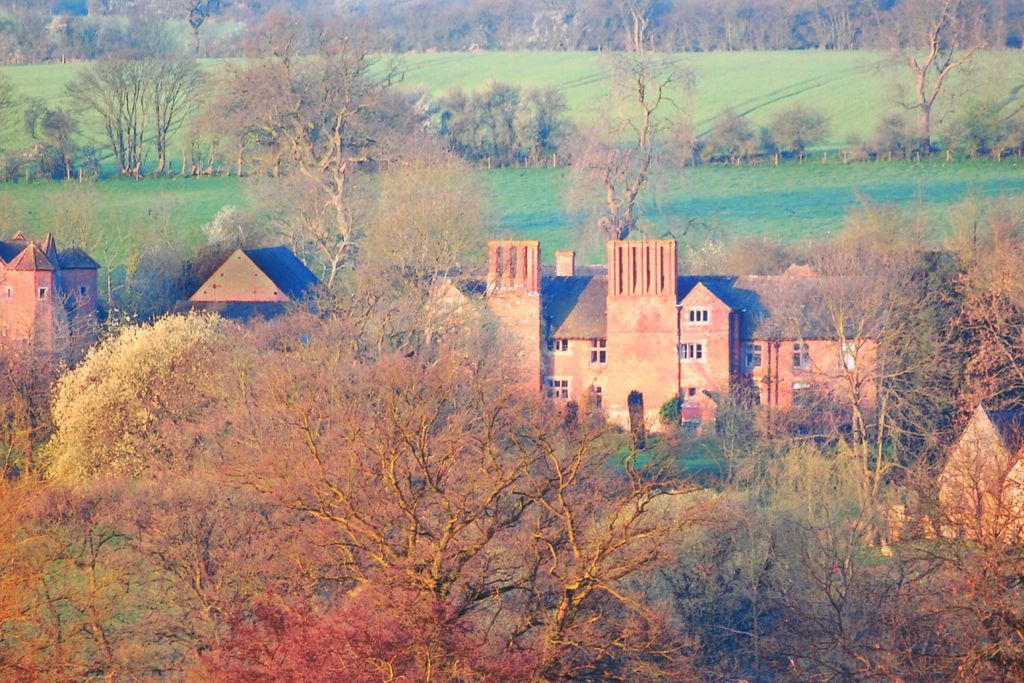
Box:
0 232 99 348
485 238 875 429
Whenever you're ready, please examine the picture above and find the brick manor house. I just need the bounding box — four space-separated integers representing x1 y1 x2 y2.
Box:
0 232 99 348
484 239 875 428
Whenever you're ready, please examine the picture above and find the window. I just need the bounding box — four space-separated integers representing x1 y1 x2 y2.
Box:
680 343 704 362
547 338 569 353
793 381 813 407
793 343 810 370
590 385 603 408
79 285 89 298
4 287 10 299
590 339 606 364
745 343 762 368
840 342 856 371
37 287 47 300
545 377 570 399
687 387 697 398
688 308 709 324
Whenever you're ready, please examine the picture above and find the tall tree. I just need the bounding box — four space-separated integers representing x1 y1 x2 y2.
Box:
66 58 151 177
149 58 202 175
180 0 222 55
218 17 397 287
574 53 689 241
900 0 978 152
0 74 18 145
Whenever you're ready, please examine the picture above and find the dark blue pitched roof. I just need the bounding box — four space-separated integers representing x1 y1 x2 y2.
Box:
58 247 100 270
985 407 1024 455
542 275 607 339
243 246 319 300
175 300 291 322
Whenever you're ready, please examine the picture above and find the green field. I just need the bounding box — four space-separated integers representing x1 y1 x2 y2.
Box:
3 51 1023 149
2 158 1022 269
2 51 1024 272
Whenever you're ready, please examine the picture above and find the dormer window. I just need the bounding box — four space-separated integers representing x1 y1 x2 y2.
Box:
37 287 47 300
688 308 709 324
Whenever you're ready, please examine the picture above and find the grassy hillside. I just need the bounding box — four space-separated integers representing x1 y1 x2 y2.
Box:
1 51 1022 275
2 158 1021 270
3 51 1022 150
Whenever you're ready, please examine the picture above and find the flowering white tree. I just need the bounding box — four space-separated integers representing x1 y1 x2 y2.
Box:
47 313 232 481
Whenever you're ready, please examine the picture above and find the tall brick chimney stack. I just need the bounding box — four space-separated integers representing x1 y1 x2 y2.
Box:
485 240 543 393
604 239 679 428
487 240 541 293
555 250 575 277
607 239 676 297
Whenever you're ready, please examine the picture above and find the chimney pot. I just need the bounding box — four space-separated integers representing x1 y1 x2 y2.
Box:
555 250 575 277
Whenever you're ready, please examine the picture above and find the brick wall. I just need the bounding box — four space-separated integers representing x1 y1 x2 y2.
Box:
543 337 607 408
677 283 735 421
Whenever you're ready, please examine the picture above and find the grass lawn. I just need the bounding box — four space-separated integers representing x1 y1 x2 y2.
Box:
3 50 1022 149
3 157 1020 271
0 175 247 264
487 158 1024 262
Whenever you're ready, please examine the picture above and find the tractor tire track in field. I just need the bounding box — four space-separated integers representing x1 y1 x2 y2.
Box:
695 58 885 137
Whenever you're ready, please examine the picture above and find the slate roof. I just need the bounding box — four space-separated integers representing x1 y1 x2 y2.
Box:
175 300 291 322
58 247 100 270
542 275 608 339
534 266 857 341
0 233 99 272
7 243 55 271
0 240 24 264
983 407 1024 456
243 246 319 300
676 273 854 339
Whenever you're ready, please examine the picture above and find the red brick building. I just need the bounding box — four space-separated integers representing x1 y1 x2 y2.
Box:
0 232 99 348
485 239 876 429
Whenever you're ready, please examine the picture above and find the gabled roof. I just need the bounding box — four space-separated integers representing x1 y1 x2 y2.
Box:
7 242 55 271
243 246 319 300
542 275 607 339
0 233 98 272
677 276 742 309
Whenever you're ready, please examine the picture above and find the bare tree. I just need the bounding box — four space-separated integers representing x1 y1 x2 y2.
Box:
150 59 202 175
808 208 960 505
66 59 151 177
617 0 657 52
180 0 222 55
900 0 977 152
219 18 397 287
0 74 18 145
575 53 689 242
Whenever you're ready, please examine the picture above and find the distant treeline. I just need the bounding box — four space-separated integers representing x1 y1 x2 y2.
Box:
2 0 1024 62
